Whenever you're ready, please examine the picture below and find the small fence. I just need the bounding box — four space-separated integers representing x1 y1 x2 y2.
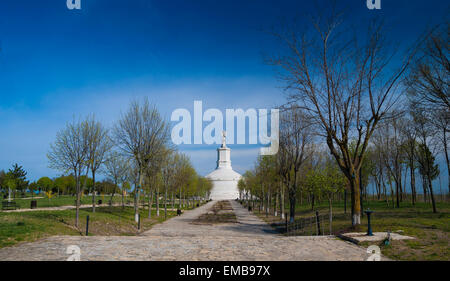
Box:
285 211 332 236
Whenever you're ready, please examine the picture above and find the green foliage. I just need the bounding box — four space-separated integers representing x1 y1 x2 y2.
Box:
5 164 29 192
28 182 38 194
37 177 53 192
416 143 440 181
304 155 346 199
53 175 76 194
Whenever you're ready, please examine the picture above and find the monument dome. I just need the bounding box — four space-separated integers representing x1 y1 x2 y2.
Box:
206 131 241 200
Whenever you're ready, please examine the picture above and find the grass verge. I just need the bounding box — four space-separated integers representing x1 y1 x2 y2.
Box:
249 200 449 261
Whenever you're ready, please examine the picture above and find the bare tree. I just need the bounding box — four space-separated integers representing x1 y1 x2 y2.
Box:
399 114 419 205
173 153 195 212
278 106 315 223
84 116 113 212
114 98 171 219
268 11 421 225
431 109 450 197
161 151 176 219
144 147 170 218
406 23 449 111
372 129 392 205
413 105 439 212
407 24 449 198
103 151 130 207
377 116 406 208
48 119 88 227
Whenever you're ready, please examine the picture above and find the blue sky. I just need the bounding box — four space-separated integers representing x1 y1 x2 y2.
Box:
0 0 448 192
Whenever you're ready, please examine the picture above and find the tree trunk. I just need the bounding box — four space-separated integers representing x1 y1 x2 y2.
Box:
252 194 255 211
148 188 153 218
75 170 80 228
156 188 160 216
260 188 264 213
110 180 116 206
344 189 347 214
410 164 416 205
389 180 395 207
178 187 181 210
350 175 361 226
359 171 364 217
427 174 437 213
92 171 96 213
274 191 278 217
422 176 428 202
288 186 296 223
328 197 333 235
280 184 285 219
171 191 174 210
374 175 381 200
289 197 296 223
134 172 142 218
121 185 125 208
164 185 168 219
444 129 450 199
395 180 400 208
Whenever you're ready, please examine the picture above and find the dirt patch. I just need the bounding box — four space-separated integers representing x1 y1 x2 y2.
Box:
193 201 237 225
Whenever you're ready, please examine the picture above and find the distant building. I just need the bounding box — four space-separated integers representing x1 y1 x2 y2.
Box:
206 131 241 200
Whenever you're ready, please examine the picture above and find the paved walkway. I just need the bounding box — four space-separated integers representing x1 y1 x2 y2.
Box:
0 200 377 261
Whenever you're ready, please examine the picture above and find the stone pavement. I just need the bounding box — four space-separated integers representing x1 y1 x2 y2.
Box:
0 200 379 261
339 232 415 244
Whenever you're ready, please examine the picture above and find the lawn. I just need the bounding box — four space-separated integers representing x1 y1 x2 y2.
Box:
2 194 129 209
2 194 203 210
0 202 205 249
251 199 450 261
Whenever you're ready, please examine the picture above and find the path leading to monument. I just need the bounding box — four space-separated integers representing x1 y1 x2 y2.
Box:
0 200 376 261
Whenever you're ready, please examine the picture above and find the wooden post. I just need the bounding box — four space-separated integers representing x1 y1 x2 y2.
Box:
315 211 321 236
329 208 333 235
285 213 288 235
138 213 141 230
85 215 89 236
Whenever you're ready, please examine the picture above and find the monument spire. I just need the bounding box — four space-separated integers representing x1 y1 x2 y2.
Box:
221 130 227 148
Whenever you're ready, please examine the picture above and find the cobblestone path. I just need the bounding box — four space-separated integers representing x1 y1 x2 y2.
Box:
0 200 376 261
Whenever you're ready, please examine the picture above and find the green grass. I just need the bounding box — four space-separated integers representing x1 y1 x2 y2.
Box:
251 199 450 261
1 194 128 209
1 194 202 210
0 202 206 249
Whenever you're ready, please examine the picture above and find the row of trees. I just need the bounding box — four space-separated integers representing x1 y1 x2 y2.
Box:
47 99 212 227
239 101 446 224
0 164 28 200
239 147 346 223
369 103 446 213
0 167 132 198
242 8 448 226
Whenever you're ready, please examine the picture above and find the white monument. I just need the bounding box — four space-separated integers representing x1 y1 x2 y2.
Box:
206 131 241 200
